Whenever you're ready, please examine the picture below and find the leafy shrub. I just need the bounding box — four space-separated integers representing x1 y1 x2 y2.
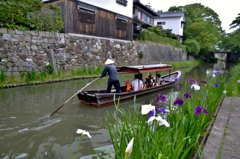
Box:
0 0 63 32
27 4 64 32
138 50 144 59
45 64 54 74
0 70 6 84
25 69 37 82
140 30 181 48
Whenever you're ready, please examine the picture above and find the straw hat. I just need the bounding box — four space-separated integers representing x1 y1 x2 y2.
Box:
104 58 115 65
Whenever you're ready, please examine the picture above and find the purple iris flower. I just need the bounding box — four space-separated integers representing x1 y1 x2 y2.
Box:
27 62 32 69
174 98 184 106
155 107 166 114
156 93 167 103
238 80 240 84
214 83 219 87
175 77 181 81
188 78 197 84
194 106 209 116
213 68 221 75
199 80 207 84
149 110 155 117
177 85 182 90
184 92 191 99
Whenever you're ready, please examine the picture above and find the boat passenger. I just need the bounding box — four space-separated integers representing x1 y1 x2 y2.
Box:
156 74 164 85
145 73 154 88
131 74 143 91
100 58 121 93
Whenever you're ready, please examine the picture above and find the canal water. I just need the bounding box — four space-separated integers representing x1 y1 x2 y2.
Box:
0 61 231 159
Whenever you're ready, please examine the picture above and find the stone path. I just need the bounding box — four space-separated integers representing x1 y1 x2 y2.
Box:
201 97 240 159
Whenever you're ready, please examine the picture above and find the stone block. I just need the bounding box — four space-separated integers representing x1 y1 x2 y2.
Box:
30 31 38 36
0 28 8 33
15 30 24 35
24 31 31 35
57 37 65 44
31 45 38 51
25 36 31 42
3 34 11 41
48 38 56 43
42 38 49 43
39 31 46 37
8 29 15 34
11 38 18 42
18 35 25 42
59 33 65 38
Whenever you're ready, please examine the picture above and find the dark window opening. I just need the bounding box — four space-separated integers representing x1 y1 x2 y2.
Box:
181 21 184 28
157 22 166 25
116 0 128 6
116 19 127 30
78 8 95 24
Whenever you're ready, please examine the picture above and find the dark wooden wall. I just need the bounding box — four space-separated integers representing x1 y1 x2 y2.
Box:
49 0 133 41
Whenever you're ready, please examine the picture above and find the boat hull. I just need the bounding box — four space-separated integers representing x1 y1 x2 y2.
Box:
77 71 181 107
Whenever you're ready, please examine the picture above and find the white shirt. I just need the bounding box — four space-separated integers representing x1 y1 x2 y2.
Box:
131 79 143 91
157 77 163 85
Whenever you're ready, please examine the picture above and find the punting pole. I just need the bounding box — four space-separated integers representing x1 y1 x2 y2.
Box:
49 77 100 116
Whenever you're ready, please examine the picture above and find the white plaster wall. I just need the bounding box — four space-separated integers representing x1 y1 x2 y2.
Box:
154 17 183 36
78 0 133 18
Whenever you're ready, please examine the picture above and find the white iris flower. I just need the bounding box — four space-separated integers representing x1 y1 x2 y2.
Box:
141 104 155 115
148 116 170 127
191 84 200 91
76 129 92 138
124 138 134 159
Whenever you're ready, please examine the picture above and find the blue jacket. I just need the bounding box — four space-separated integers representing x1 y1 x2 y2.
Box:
101 64 119 82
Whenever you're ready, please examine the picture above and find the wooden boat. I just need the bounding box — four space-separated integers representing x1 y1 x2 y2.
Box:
77 64 181 107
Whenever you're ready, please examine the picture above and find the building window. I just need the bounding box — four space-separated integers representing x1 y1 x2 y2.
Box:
143 14 150 23
116 0 128 6
157 22 166 25
147 17 150 23
116 19 127 30
78 8 95 23
137 11 141 19
144 15 147 22
181 21 184 28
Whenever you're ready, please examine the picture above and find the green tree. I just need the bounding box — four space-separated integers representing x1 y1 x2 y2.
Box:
168 3 223 55
183 39 200 55
230 13 240 29
220 14 240 53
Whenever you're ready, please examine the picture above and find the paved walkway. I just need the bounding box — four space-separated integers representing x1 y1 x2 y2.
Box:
201 97 240 159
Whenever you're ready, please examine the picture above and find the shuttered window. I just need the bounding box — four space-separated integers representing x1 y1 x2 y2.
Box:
116 19 127 30
78 8 95 24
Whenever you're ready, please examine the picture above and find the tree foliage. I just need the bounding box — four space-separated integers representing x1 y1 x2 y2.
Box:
219 13 240 53
0 0 63 32
168 3 223 55
230 13 240 29
183 39 200 55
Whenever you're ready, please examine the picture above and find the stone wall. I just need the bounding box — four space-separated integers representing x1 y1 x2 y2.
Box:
0 28 187 76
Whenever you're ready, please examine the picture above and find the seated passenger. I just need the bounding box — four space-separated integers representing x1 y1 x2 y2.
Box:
132 74 143 91
156 74 165 85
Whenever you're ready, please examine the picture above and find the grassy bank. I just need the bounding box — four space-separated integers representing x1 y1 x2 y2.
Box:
0 60 200 88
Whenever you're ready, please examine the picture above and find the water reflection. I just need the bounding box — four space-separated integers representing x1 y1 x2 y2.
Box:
0 62 231 159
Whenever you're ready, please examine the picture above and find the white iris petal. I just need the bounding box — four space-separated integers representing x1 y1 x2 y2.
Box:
141 104 155 115
76 129 92 138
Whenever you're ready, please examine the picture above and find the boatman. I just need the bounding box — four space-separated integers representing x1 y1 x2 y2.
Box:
100 58 121 93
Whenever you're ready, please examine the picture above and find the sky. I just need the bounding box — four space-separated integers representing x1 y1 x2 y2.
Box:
140 0 240 33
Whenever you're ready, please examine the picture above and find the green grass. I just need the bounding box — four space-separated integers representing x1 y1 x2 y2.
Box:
0 65 105 87
0 61 199 88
